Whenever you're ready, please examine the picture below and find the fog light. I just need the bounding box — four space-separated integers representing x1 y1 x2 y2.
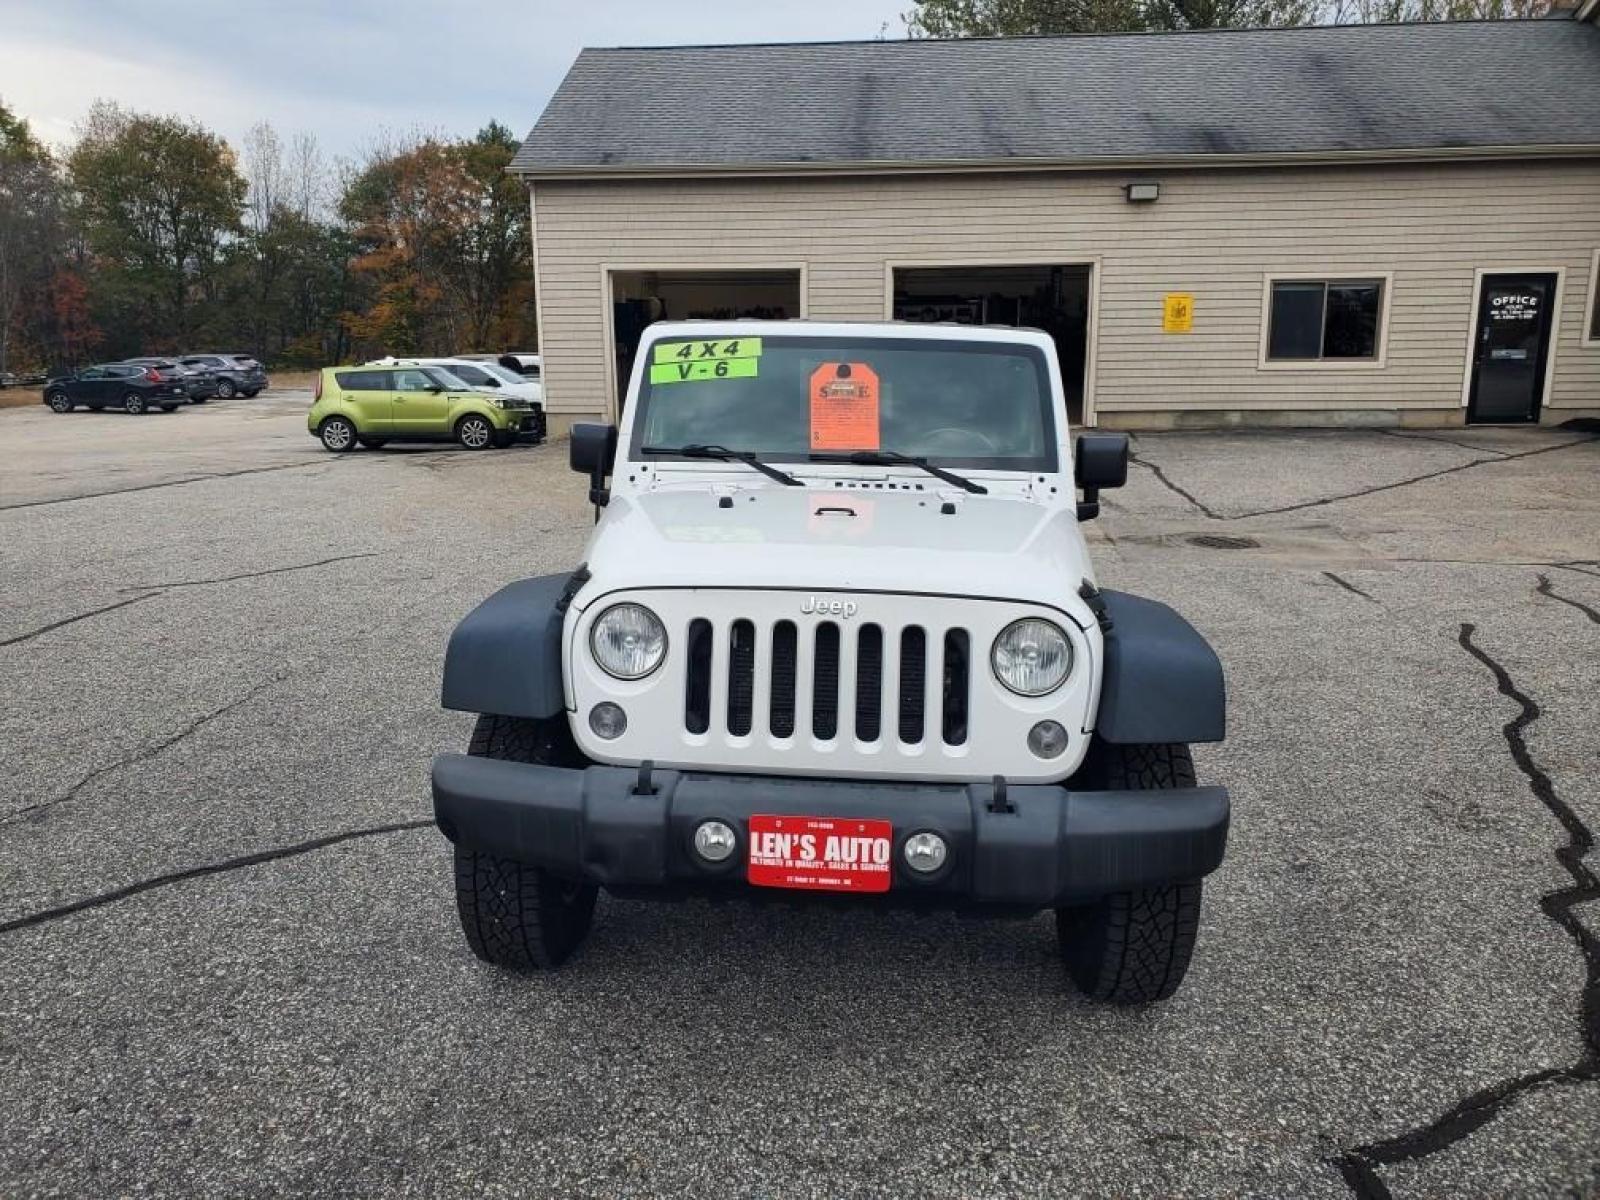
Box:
1028 720 1069 759
589 702 627 740
903 831 948 874
693 820 737 864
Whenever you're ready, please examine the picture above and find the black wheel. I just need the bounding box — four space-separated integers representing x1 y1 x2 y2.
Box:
215 379 236 398
358 436 388 450
455 414 494 451
123 392 148 415
319 415 357 452
1056 743 1205 1004
159 403 179 412
453 714 596 969
46 392 72 413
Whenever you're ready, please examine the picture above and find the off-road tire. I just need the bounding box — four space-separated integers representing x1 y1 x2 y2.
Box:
1056 742 1204 1004
123 392 148 415
215 379 236 398
453 714 596 969
47 392 72 413
319 415 356 452
455 413 493 451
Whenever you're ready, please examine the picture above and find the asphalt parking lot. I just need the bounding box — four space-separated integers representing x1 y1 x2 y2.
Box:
2 391 1597 1198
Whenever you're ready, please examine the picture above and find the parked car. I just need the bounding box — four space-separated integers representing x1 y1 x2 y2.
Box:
496 352 541 380
0 372 17 389
430 320 1230 1004
365 356 545 441
307 365 535 452
178 353 268 398
42 363 187 413
122 357 216 403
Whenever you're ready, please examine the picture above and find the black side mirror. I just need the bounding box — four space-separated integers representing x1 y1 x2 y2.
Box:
1074 433 1129 521
570 422 619 509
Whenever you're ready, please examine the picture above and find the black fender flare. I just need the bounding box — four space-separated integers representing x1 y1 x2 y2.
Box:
1094 590 1226 744
441 570 586 720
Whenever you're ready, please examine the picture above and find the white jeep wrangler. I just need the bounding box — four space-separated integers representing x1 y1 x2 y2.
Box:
432 321 1228 1003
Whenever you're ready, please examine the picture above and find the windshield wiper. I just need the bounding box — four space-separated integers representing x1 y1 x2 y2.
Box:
639 443 801 487
809 449 987 495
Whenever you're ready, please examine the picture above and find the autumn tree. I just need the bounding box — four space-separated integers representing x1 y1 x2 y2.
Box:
902 0 1545 33
0 101 73 372
339 123 535 357
68 102 246 352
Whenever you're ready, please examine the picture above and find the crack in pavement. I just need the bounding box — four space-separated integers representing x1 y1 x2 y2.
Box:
4 553 382 648
117 551 380 592
0 592 161 648
0 459 336 512
0 676 284 827
1127 452 1223 520
1233 437 1597 521
1390 558 1600 578
1321 571 1380 604
1536 574 1600 626
0 820 433 935
1124 436 1593 526
1370 428 1511 457
1330 622 1600 1198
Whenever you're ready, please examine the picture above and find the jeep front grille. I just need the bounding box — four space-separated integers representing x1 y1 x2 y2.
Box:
682 617 971 746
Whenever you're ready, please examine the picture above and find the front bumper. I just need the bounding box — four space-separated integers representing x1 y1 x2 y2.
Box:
432 755 1229 908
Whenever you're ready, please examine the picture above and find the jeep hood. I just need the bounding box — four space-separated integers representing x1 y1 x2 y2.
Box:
578 487 1096 618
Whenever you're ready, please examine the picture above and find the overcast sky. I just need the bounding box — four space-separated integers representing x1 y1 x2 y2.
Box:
0 0 908 159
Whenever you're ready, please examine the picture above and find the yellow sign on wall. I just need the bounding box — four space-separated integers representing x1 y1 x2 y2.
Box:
1163 293 1194 334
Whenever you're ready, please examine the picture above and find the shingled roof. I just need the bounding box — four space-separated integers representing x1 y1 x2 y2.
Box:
512 18 1600 177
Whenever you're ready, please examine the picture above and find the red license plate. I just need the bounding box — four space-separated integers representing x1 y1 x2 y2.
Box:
747 814 893 893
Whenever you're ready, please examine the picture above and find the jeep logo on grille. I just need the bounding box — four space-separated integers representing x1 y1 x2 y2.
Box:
800 595 858 619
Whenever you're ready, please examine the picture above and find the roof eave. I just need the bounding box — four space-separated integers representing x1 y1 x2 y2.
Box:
1577 0 1598 21
512 142 1600 181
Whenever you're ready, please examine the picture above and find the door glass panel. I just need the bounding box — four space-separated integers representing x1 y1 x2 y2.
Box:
1268 283 1324 360
1472 278 1548 423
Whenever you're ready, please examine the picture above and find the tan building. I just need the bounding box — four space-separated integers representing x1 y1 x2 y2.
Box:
513 14 1600 431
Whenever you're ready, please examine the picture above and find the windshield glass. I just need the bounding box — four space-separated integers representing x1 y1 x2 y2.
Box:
426 367 473 390
630 335 1056 471
480 362 528 386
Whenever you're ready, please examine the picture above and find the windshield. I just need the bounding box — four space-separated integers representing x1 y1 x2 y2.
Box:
426 367 474 390
444 363 493 385
480 362 529 386
630 335 1056 471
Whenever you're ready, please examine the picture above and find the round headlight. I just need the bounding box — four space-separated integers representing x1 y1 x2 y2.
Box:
991 618 1073 696
590 603 667 680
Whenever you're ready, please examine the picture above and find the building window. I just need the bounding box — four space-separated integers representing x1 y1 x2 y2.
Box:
1587 251 1600 345
1266 278 1385 362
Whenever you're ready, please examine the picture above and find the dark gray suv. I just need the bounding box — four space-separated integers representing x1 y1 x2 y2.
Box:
178 353 269 398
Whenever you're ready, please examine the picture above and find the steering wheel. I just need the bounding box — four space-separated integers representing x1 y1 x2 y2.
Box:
919 427 1000 456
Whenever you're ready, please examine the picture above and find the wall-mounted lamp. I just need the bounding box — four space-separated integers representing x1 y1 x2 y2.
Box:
1125 183 1160 203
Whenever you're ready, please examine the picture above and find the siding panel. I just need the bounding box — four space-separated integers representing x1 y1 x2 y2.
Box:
533 161 1600 422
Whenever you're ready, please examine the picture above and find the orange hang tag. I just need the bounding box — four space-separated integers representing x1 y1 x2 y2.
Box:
809 363 880 452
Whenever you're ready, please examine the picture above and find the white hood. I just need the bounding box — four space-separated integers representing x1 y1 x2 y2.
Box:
577 484 1097 625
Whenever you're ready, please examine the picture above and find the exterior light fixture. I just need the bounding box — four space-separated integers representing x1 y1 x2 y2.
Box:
1125 183 1160 203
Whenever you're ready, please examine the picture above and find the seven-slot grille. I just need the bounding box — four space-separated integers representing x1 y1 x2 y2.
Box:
683 617 971 746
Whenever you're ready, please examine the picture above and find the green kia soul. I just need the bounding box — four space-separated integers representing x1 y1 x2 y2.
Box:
307 365 534 452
